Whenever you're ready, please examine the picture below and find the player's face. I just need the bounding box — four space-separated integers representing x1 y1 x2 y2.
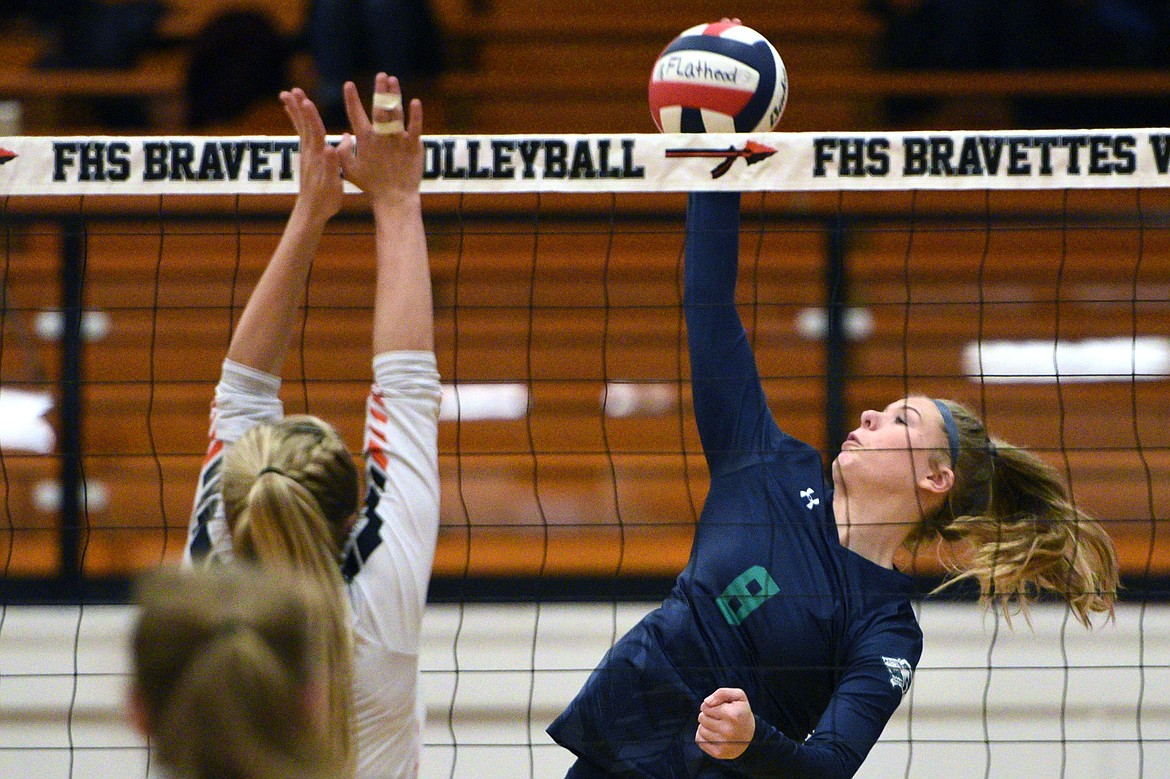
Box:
834 396 951 498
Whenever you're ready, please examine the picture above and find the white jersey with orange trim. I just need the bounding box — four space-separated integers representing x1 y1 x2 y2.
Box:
184 351 441 779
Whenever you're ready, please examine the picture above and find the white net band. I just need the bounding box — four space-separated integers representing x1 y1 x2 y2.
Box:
3 129 1170 196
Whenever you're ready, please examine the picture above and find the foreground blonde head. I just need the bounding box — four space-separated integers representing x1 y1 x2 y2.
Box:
220 415 359 772
131 563 341 779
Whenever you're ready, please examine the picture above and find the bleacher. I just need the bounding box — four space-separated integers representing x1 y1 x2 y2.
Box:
4 0 1168 136
1 1 1167 585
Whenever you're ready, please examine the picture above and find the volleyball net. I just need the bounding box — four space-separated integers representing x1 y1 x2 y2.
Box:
1 129 1168 776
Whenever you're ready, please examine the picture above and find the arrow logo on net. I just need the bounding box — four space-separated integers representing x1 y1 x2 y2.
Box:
0 148 15 166
665 140 777 179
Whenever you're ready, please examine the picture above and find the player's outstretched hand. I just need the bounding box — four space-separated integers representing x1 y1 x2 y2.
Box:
337 72 424 211
280 87 344 228
696 687 756 760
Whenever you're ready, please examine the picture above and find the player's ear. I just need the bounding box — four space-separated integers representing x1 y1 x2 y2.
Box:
920 463 954 495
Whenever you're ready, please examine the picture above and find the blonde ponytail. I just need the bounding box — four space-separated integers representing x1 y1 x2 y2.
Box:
908 399 1120 627
221 416 359 774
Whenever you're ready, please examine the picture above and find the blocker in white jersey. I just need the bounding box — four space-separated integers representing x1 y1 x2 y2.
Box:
183 72 436 779
648 19 788 133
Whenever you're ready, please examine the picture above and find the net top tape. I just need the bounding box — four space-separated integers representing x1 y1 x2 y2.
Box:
2 130 1170 196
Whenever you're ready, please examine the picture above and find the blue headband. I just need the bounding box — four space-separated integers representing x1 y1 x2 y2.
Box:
932 399 960 465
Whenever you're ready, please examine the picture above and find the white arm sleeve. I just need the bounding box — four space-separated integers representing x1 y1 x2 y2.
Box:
182 359 284 565
346 350 441 779
347 350 441 650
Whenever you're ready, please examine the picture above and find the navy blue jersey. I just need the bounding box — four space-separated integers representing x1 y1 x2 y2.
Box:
547 193 923 779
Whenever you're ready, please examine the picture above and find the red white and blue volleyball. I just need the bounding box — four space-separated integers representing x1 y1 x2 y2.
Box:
649 21 787 133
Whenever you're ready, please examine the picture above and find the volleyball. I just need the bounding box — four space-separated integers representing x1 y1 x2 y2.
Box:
649 20 787 133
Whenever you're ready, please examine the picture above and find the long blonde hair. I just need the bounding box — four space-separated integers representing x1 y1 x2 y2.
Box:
907 398 1120 627
131 563 341 779
220 415 359 772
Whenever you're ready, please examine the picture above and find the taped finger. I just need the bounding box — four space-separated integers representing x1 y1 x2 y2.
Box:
372 92 402 112
372 119 405 135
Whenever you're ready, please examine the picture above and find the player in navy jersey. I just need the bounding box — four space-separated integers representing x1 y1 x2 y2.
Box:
548 191 1120 778
184 73 438 778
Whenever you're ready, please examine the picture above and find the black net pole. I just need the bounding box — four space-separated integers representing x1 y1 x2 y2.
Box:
57 215 84 599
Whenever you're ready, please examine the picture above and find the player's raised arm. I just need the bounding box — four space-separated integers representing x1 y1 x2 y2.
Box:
225 89 345 375
337 73 432 356
185 88 345 564
684 191 779 473
323 74 440 779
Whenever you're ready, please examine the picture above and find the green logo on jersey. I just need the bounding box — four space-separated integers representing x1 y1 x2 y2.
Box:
716 565 780 627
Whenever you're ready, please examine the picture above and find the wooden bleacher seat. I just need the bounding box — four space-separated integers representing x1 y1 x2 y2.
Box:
431 0 1170 133
158 0 305 40
434 1 881 133
0 0 310 134
2 0 1165 136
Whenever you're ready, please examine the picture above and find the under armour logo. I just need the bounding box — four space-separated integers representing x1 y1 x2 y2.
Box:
800 488 820 510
